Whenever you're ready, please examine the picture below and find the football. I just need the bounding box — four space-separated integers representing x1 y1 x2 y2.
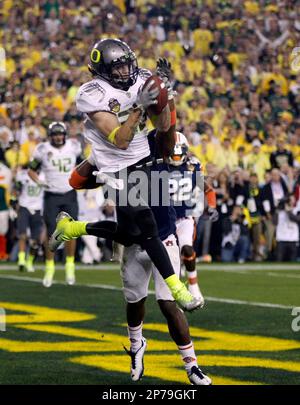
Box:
143 74 168 115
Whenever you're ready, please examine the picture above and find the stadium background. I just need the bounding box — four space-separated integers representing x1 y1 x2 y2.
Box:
0 0 300 386
1 0 300 262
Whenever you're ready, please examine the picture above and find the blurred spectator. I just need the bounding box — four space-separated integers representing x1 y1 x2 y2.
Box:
148 17 166 42
247 173 264 261
4 141 28 171
229 168 249 208
246 139 271 185
270 137 294 169
20 130 39 163
213 138 238 171
0 0 299 263
261 168 288 258
237 146 247 170
221 205 250 263
0 157 12 260
274 195 300 261
0 116 13 149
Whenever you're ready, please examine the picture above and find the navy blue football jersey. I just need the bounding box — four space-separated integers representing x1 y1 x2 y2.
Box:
147 130 177 241
169 158 202 219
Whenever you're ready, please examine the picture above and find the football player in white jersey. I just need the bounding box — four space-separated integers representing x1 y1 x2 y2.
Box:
50 39 201 311
14 168 44 272
28 122 82 287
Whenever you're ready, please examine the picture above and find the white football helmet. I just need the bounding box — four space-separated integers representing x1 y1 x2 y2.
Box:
168 131 189 166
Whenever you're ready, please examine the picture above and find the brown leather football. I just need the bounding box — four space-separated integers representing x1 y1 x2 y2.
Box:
143 75 168 115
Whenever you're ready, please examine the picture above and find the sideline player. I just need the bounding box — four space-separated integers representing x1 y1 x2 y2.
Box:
50 39 200 311
14 166 44 272
169 132 218 302
28 122 81 287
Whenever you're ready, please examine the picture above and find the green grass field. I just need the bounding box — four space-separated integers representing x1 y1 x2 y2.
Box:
0 263 300 385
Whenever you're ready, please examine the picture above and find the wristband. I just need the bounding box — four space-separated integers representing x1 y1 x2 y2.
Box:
107 126 121 145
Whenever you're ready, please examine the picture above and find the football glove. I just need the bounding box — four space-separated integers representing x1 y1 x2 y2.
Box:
134 80 159 110
208 207 219 222
156 57 176 100
156 57 172 80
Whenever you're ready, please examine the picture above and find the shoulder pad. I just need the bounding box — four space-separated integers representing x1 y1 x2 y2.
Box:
80 81 106 96
188 156 201 168
36 143 47 154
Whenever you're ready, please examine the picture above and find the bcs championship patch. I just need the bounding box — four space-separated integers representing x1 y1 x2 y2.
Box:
108 98 121 113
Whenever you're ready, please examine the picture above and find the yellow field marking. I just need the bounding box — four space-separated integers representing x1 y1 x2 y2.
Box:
202 355 300 374
1 302 300 385
143 323 300 352
70 354 261 386
9 324 173 352
0 301 95 323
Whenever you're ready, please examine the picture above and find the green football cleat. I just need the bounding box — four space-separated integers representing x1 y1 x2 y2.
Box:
172 282 202 312
49 212 87 252
165 275 202 312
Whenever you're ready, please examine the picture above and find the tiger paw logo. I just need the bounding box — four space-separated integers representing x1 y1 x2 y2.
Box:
291 47 300 72
108 98 121 113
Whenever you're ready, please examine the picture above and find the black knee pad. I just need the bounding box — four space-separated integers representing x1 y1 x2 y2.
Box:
181 245 194 259
134 208 158 239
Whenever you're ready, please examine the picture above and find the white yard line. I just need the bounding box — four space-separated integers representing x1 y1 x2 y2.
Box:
0 264 300 272
0 274 295 310
267 272 300 279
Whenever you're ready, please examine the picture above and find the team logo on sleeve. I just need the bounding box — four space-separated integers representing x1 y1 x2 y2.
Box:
108 98 121 113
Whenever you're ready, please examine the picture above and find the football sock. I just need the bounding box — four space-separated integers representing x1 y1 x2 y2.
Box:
140 237 175 279
45 259 55 271
18 251 26 265
26 253 35 267
66 255 74 264
128 323 143 353
65 256 75 268
187 270 198 284
86 221 135 246
178 342 198 372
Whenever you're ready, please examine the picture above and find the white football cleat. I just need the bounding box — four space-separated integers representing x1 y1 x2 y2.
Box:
65 263 75 285
188 283 205 308
26 264 35 273
124 337 147 381
43 267 55 288
188 366 212 385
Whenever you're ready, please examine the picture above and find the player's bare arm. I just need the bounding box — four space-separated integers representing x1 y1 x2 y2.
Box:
87 77 160 150
28 167 40 183
154 97 176 158
88 108 143 150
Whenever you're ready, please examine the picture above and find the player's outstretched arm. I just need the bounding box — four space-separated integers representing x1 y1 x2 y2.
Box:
148 104 171 133
154 97 176 158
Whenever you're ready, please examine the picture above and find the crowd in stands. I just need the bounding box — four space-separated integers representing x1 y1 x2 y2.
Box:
0 0 300 263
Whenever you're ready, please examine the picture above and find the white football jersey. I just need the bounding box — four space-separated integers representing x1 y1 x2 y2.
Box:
76 69 152 173
32 139 82 194
16 169 44 211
